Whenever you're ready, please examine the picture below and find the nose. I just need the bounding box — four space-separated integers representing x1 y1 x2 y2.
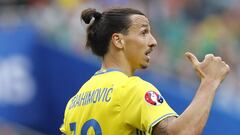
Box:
149 34 157 48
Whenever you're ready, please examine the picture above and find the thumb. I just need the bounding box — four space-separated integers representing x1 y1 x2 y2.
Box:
185 52 200 66
185 52 205 78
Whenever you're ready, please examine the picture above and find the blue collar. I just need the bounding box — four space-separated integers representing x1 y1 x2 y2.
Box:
94 68 122 76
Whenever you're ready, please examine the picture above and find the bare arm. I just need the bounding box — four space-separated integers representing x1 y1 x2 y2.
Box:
153 52 230 135
153 116 176 135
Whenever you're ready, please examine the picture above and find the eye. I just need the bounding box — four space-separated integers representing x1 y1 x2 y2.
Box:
141 29 148 36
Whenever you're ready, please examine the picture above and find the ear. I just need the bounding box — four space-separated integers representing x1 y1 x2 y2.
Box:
112 33 125 49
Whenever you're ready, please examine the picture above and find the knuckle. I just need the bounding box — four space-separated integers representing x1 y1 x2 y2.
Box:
205 54 214 60
221 60 227 65
215 56 222 61
226 64 230 70
209 54 214 57
222 64 230 74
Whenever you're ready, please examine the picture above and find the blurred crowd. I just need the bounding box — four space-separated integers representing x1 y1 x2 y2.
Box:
1 0 240 121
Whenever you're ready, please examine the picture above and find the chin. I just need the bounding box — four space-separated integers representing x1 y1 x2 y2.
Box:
140 64 149 69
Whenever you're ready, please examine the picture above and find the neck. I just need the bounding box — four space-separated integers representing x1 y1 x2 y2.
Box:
101 52 135 76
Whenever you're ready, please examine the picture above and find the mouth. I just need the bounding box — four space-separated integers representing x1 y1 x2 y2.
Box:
145 49 152 56
145 49 152 60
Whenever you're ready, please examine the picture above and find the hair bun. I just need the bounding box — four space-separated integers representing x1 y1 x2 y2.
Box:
81 8 102 24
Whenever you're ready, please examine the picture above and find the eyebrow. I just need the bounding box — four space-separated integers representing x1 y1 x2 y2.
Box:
141 24 149 28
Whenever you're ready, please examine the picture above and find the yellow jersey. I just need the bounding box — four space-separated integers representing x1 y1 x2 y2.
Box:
60 69 178 135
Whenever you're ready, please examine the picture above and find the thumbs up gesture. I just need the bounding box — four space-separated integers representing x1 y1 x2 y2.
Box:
185 52 230 83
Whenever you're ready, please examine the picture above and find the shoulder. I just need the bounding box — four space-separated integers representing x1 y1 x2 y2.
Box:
125 76 157 91
92 70 129 83
120 76 160 100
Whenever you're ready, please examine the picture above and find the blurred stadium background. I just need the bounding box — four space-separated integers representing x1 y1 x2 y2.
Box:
0 0 239 134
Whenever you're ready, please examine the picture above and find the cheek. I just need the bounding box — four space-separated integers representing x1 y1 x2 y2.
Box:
128 37 146 50
124 36 147 59
127 41 145 57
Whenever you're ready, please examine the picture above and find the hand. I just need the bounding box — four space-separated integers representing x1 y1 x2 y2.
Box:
185 52 230 83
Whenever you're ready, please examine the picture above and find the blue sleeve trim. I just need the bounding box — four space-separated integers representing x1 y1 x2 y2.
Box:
136 129 146 135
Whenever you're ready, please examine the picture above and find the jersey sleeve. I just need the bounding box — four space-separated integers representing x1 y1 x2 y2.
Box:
59 123 66 134
60 109 67 134
59 99 72 135
120 77 178 134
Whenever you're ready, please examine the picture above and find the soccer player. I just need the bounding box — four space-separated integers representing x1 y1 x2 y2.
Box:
60 8 230 135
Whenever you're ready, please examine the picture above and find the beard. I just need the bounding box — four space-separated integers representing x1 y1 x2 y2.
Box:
140 63 148 69
140 59 150 69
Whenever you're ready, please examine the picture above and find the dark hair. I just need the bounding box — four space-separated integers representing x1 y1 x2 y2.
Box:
81 8 145 57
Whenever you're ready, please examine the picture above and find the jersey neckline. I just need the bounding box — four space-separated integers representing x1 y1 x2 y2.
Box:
94 68 123 76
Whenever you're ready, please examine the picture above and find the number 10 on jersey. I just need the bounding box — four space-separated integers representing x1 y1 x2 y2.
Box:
70 119 102 135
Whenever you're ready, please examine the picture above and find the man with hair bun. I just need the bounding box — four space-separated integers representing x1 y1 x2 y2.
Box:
60 8 230 135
